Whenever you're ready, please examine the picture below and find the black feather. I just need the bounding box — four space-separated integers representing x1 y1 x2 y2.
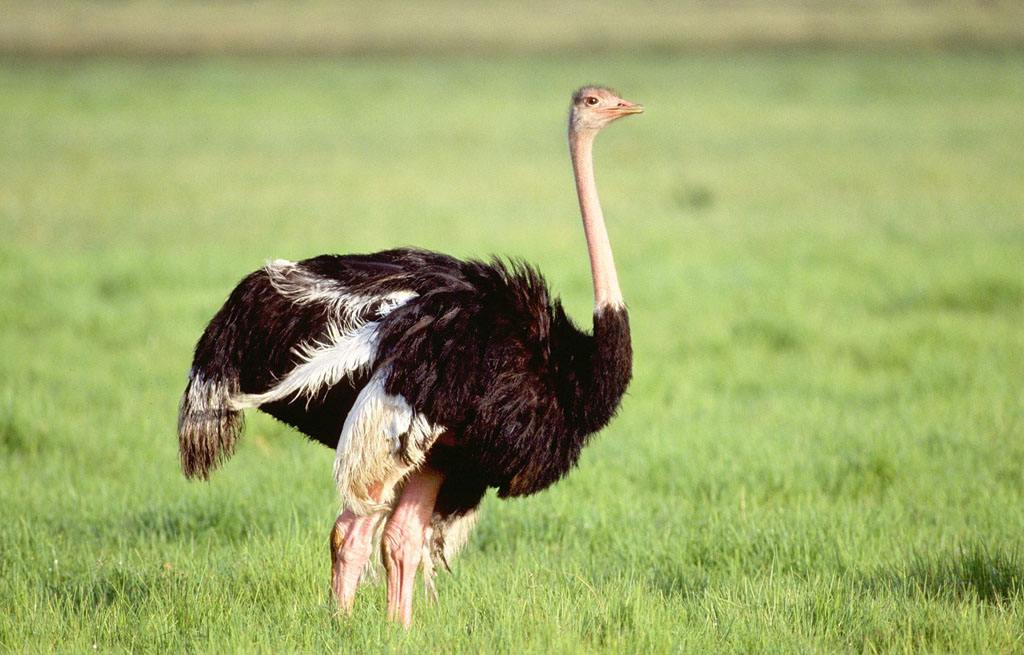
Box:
178 247 632 516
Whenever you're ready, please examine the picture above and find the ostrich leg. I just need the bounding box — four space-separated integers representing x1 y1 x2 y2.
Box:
330 483 387 613
382 467 444 627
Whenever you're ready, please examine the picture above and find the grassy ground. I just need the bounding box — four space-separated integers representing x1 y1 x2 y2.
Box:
3 1 1024 56
1 52 1023 652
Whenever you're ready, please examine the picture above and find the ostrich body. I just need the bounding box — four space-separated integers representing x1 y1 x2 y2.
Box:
178 86 642 626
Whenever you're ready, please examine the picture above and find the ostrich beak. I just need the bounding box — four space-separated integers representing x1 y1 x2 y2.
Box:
611 99 644 115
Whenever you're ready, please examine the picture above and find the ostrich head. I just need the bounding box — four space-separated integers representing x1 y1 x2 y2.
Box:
569 86 643 133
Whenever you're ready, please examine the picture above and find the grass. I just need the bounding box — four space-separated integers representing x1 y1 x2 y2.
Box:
2 0 1024 56
1 51 1023 652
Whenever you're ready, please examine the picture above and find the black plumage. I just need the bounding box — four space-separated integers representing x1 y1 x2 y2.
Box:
180 247 632 517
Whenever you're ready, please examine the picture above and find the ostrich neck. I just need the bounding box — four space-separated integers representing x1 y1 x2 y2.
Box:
570 130 623 311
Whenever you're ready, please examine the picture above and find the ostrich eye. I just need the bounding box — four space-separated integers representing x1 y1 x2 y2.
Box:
585 96 599 106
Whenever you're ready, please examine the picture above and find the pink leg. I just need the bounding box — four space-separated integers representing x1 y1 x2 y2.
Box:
330 484 386 613
381 468 444 628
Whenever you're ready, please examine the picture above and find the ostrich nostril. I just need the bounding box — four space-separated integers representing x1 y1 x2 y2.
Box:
617 102 627 107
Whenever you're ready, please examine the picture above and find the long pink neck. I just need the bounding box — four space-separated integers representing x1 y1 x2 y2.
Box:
570 129 623 311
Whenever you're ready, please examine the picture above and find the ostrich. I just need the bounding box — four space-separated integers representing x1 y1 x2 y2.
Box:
178 86 642 627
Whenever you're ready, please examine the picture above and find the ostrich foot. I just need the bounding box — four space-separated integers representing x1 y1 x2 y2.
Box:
382 467 444 628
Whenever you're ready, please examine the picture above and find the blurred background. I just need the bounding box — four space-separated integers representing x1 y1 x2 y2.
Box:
3 1 1024 55
2 2 1023 652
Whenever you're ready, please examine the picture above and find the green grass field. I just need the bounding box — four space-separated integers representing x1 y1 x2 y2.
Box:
3 1 1023 56
1 51 1023 652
